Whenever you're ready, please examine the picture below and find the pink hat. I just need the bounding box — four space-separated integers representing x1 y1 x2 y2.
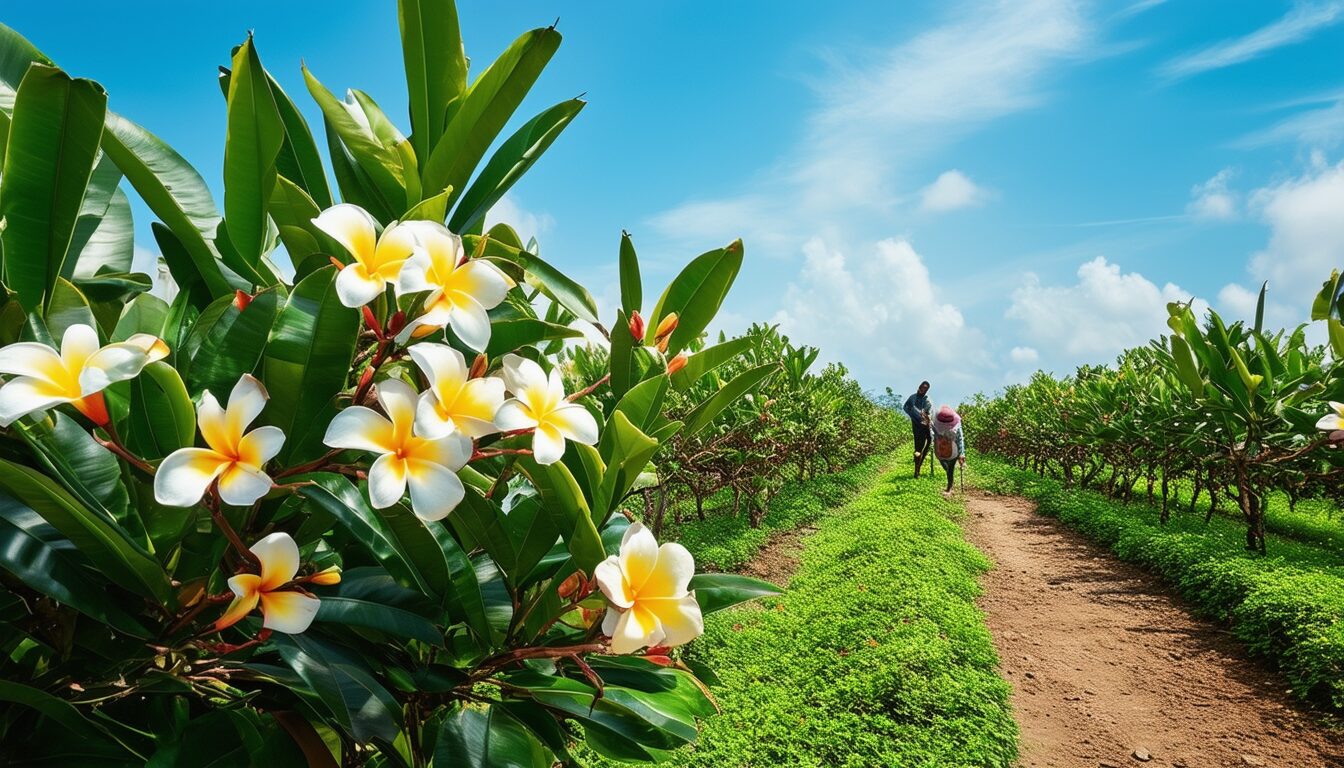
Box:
934 405 960 430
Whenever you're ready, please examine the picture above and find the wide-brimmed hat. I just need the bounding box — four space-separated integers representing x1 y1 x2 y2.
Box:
934 405 960 430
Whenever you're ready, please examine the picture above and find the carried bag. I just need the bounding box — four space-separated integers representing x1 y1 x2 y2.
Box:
933 431 957 461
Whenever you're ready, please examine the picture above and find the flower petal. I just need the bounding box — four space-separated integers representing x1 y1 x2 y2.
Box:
594 555 634 609
411 432 473 471
225 374 270 437
415 390 455 438
640 542 696 599
450 260 511 310
79 342 154 396
154 448 231 507
493 399 538 432
312 204 377 265
227 573 263 599
368 453 409 508
249 532 301 591
531 423 567 465
59 324 101 371
500 354 546 396
618 522 660 596
376 378 419 440
446 295 491 352
197 390 232 454
335 263 387 308
214 590 260 632
409 342 466 392
548 403 599 446
1318 413 1344 431
237 426 286 468
372 221 417 276
0 377 75 427
218 463 275 507
259 590 321 634
608 605 664 655
124 333 170 363
405 459 465 521
324 406 396 454
397 250 436 295
452 378 505 438
640 595 704 648
0 341 65 381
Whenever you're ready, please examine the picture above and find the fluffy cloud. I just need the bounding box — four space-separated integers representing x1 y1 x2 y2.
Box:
1009 346 1040 364
1158 1 1344 80
920 170 990 212
1241 156 1344 308
772 237 989 396
486 195 554 248
1187 168 1237 220
1006 256 1200 359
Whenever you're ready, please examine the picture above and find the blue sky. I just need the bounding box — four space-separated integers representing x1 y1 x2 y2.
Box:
6 1 1344 405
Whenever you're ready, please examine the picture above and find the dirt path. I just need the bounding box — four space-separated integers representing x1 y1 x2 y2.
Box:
963 491 1344 768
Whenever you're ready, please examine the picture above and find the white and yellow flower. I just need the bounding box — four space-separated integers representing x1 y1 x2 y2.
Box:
323 378 472 521
594 522 703 655
494 354 598 465
407 343 504 439
1317 401 1344 440
0 323 167 427
312 203 419 308
214 532 325 634
154 375 285 507
395 221 511 350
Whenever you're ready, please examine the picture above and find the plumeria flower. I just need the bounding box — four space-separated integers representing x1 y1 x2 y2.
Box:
155 375 285 507
215 532 330 634
594 522 703 655
0 324 167 427
323 378 472 521
1316 401 1344 442
312 203 419 308
407 343 504 439
395 221 512 350
494 354 598 466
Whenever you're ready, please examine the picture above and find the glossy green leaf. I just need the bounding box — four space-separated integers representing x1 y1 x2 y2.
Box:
515 457 605 572
468 233 598 323
484 317 581 357
434 704 551 768
618 231 641 315
420 26 561 208
314 596 442 646
688 573 782 614
0 680 123 746
670 335 754 390
609 308 639 400
181 287 281 396
647 240 743 355
261 266 359 463
449 98 584 233
43 277 97 340
65 154 134 279
273 633 402 744
1169 335 1204 398
266 72 332 209
682 362 777 437
124 361 196 460
222 34 284 267
0 458 170 605
0 64 106 311
303 66 407 217
399 0 467 165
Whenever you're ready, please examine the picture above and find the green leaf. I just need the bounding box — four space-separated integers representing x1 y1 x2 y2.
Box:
399 0 467 166
303 66 408 217
43 277 97 340
647 240 743 355
268 176 327 264
468 234 598 323
682 362 777 437
261 266 359 463
1169 335 1204 398
594 411 659 519
65 154 133 279
515 457 605 572
181 287 282 397
1329 318 1344 360
0 457 171 605
0 680 124 746
101 112 239 300
434 704 551 768
123 361 196 460
420 27 561 209
0 490 150 636
222 34 285 267
609 308 639 400
449 98 584 233
670 335 754 391
619 231 641 315
484 317 581 357
0 64 106 311
266 72 333 209
273 633 402 744
314 596 442 646
16 411 132 531
688 573 782 614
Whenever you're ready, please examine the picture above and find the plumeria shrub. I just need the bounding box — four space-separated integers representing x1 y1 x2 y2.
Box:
963 274 1344 553
0 4 784 765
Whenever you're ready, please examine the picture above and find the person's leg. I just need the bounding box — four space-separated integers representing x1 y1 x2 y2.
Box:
941 459 955 496
913 424 930 477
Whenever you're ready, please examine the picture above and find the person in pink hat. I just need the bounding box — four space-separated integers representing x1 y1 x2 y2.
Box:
930 405 966 498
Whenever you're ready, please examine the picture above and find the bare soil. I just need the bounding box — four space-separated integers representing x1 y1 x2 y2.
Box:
736 524 819 586
963 491 1344 768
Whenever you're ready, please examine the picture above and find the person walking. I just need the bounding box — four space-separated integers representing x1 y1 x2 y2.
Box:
903 381 933 477
930 405 966 499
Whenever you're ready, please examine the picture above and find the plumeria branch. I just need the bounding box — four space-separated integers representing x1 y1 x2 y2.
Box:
567 373 611 402
206 486 261 570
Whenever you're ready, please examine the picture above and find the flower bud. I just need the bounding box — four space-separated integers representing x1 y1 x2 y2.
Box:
667 352 688 375
644 654 674 667
653 312 679 342
232 290 254 311
469 353 489 379
628 311 646 342
557 571 586 599
387 311 406 336
308 566 342 586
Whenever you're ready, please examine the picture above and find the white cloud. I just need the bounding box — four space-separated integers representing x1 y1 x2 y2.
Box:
1159 2 1344 80
1009 346 1039 364
650 0 1088 246
1235 99 1344 149
485 195 554 249
772 237 989 396
1239 155 1344 309
920 170 990 212
1217 282 1261 322
1186 168 1238 220
1006 256 1202 359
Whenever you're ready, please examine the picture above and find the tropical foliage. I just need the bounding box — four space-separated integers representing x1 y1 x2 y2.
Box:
0 4 819 765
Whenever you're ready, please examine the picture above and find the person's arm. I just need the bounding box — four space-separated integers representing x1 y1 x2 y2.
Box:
957 427 966 463
903 395 918 421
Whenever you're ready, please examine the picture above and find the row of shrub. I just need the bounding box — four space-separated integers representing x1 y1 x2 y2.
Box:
974 455 1344 712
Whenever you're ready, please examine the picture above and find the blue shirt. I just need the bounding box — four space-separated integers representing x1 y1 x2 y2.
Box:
903 393 931 424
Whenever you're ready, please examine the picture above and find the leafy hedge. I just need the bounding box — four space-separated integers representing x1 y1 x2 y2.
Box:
974 455 1344 711
591 460 1018 767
